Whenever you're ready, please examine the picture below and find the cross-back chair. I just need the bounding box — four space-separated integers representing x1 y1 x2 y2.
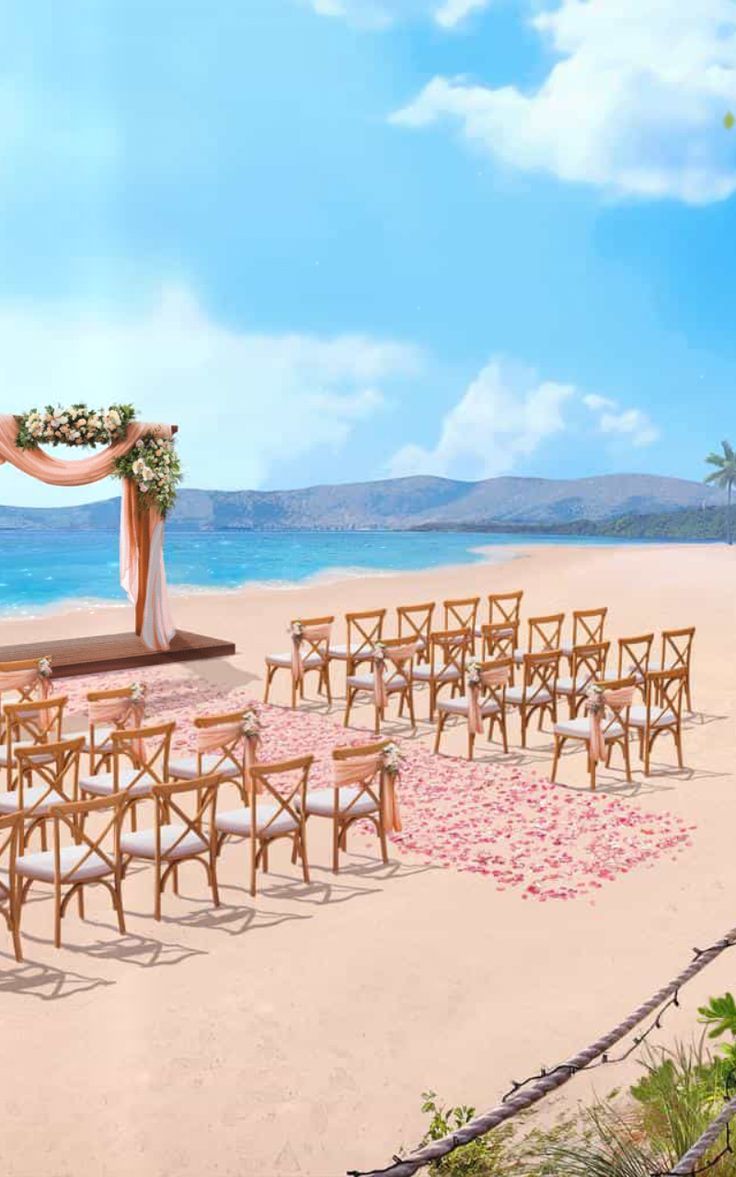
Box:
0 658 51 742
396 602 434 665
329 609 387 678
514 613 565 666
300 740 391 873
658 627 695 712
15 793 127 949
79 721 175 829
2 736 83 850
0 695 67 791
484 591 523 636
434 657 511 759
480 621 519 669
84 686 145 776
169 710 252 802
551 676 635 790
443 598 480 649
563 607 608 657
629 668 687 775
344 638 419 733
506 650 561 747
0 812 23 961
413 628 472 719
556 641 610 718
617 633 654 692
216 754 312 897
264 615 333 709
121 775 221 919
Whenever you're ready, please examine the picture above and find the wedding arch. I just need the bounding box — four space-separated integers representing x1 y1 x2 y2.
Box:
0 405 181 652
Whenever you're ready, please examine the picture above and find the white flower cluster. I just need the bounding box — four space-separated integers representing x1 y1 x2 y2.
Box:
466 658 482 687
242 708 260 740
383 741 403 776
289 620 304 641
37 656 53 678
130 437 175 495
372 640 387 663
21 404 129 448
130 682 146 705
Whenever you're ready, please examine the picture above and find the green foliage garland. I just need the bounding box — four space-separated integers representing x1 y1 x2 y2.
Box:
15 403 135 450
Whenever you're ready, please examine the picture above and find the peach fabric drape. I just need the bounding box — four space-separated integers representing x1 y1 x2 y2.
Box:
588 685 635 763
0 415 175 651
467 664 510 736
333 753 402 833
290 623 331 682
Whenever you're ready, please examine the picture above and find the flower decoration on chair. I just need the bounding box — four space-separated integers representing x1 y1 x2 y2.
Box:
383 742 403 776
112 435 182 517
37 656 53 679
466 658 482 688
242 707 261 740
130 682 146 705
585 684 605 717
15 403 136 450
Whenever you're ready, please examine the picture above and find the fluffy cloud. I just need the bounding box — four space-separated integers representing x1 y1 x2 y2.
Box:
0 286 421 506
388 358 574 479
434 0 490 29
308 0 489 28
392 0 736 203
583 393 659 447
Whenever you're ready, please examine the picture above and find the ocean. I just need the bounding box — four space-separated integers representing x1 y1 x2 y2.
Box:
0 528 652 616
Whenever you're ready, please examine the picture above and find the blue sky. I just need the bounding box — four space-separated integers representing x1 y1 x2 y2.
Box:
1 0 735 506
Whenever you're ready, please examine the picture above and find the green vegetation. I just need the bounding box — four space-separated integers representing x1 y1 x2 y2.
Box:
705 441 736 545
412 506 733 541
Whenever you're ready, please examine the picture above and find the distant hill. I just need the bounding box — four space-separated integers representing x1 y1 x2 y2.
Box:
414 506 732 541
0 473 723 532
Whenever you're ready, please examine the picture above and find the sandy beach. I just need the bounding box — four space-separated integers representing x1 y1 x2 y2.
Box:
2 541 735 1177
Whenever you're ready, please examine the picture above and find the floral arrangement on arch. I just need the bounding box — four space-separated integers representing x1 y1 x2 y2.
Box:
113 436 182 517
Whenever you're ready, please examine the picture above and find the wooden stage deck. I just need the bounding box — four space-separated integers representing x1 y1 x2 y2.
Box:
0 630 237 679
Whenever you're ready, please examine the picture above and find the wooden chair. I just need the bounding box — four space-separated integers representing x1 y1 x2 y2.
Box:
15 794 126 949
506 650 560 747
396 602 434 665
514 613 565 667
555 641 610 718
434 657 511 759
329 609 386 678
0 696 67 791
84 686 145 776
443 598 480 650
550 676 635 790
300 740 390 873
654 627 695 712
79 722 175 830
264 615 333 709
215 755 312 897
480 591 523 640
562 607 608 657
344 638 419 734
629 668 687 775
617 633 654 692
120 775 221 919
1 736 83 851
0 658 52 742
169 710 252 801
413 629 471 720
0 813 23 961
480 621 519 668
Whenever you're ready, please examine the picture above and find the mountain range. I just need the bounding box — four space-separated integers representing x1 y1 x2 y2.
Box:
0 473 723 531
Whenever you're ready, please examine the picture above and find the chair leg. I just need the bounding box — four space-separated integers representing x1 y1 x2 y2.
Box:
291 676 298 710
589 750 597 792
300 825 310 885
154 866 162 922
520 708 527 749
324 663 333 707
113 875 126 933
344 689 353 728
434 712 445 754
467 730 475 761
407 688 416 730
54 881 62 949
209 855 220 908
263 666 274 704
332 818 340 874
675 727 684 769
623 735 632 782
250 838 258 897
374 705 381 735
550 736 561 782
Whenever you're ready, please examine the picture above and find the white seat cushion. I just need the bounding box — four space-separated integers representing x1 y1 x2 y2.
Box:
300 786 379 818
412 665 461 682
16 846 112 883
554 717 624 740
555 676 590 696
216 805 299 839
0 786 66 815
346 673 407 692
265 651 325 669
328 644 372 660
120 824 208 861
506 685 553 705
0 741 57 767
437 694 501 716
169 754 239 780
79 768 155 798
477 625 514 639
628 705 676 728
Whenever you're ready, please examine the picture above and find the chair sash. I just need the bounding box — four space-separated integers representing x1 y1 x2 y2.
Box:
373 642 416 711
290 623 331 683
196 721 260 789
333 752 401 833
467 665 510 736
0 667 51 699
90 697 146 764
588 685 635 763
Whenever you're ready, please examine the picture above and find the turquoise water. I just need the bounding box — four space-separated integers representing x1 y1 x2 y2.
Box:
0 528 652 616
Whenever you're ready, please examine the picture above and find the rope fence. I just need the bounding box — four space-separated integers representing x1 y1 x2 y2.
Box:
348 925 736 1177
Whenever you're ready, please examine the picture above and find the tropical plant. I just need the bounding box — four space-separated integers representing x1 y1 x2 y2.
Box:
704 440 736 545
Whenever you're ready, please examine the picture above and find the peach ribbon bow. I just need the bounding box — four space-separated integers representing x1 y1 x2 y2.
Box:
196 721 262 790
467 665 510 736
333 752 402 833
90 696 146 765
372 642 417 712
588 685 635 763
291 624 331 683
0 667 51 701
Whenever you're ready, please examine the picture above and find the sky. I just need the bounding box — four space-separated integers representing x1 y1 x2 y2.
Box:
1 0 735 507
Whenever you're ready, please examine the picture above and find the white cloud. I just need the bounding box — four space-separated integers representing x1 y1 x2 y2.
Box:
307 0 489 28
391 0 736 203
583 392 659 447
388 357 574 478
434 0 490 29
0 286 421 507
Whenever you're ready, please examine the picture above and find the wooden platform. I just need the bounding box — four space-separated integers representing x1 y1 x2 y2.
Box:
0 630 236 679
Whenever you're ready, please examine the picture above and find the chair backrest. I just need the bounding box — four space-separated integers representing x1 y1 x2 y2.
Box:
375 638 420 688
332 739 388 819
111 721 175 792
592 676 636 736
427 629 472 679
49 794 126 885
249 755 313 840
345 610 385 660
570 641 610 688
291 615 334 663
645 668 687 726
194 710 248 779
526 613 564 654
617 633 654 680
151 775 221 861
473 658 512 709
487 591 523 629
443 597 480 633
481 621 519 661
396 602 434 648
4 695 66 752
0 812 22 908
15 736 83 815
521 650 561 703
0 658 50 714
572 607 607 647
87 686 145 731
661 627 695 674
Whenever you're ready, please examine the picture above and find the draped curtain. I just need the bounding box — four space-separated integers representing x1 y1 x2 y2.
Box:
0 415 175 651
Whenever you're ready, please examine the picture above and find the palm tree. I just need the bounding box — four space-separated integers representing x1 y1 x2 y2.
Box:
705 440 736 545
